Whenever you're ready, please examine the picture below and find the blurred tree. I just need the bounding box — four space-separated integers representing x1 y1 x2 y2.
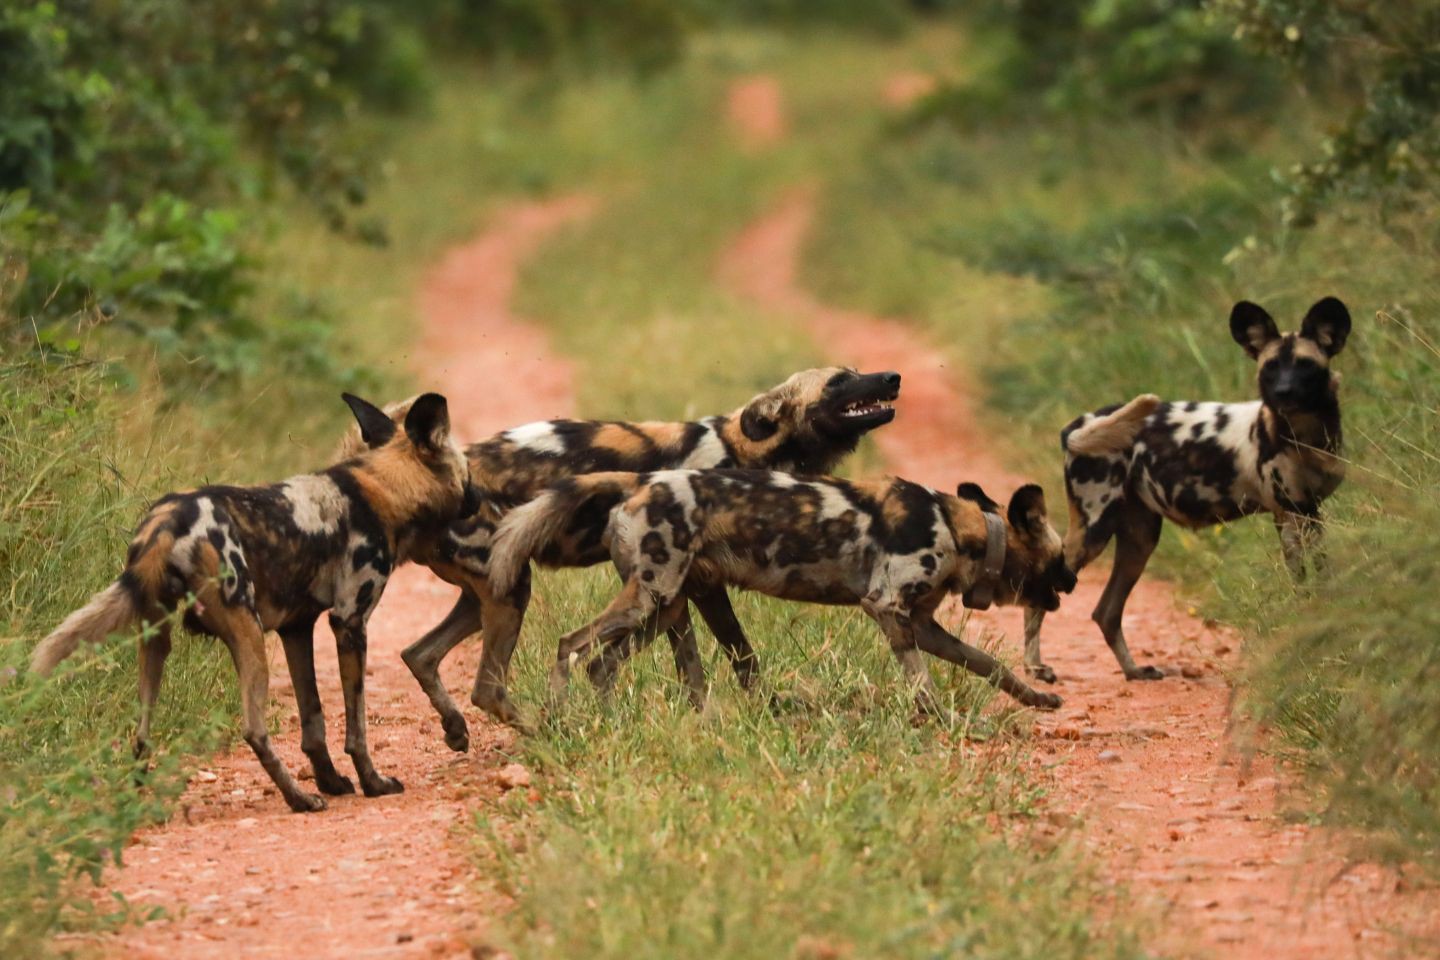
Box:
1215 0 1440 226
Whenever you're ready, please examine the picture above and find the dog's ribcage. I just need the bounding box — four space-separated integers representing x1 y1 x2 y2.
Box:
1071 401 1296 530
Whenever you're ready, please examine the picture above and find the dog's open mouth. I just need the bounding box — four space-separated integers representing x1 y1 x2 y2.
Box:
817 370 901 436
841 399 895 420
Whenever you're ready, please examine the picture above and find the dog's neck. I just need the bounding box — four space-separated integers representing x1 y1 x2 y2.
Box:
716 413 857 475
1260 394 1342 456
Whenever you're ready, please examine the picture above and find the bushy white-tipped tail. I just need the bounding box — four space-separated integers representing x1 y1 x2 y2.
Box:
31 582 137 675
488 491 577 598
1065 394 1161 457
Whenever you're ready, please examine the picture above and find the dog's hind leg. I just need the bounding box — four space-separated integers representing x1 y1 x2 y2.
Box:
470 571 531 731
589 597 702 705
1022 608 1056 684
665 605 706 708
211 601 323 813
551 579 661 702
917 616 1062 710
1094 504 1165 680
134 620 172 759
278 620 354 796
403 586 482 751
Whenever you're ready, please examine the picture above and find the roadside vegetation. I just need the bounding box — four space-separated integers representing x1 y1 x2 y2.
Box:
806 0 1440 877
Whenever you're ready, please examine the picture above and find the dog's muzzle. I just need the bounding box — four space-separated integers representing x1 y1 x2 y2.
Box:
961 511 1007 610
460 481 483 519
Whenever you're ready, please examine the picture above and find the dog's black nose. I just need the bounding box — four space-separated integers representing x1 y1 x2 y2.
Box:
882 372 901 388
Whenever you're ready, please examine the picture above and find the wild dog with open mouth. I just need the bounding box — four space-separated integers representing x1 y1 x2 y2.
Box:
31 394 477 813
486 470 1076 714
339 367 902 747
1023 297 1351 683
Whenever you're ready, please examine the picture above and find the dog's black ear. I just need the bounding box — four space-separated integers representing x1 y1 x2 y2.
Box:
404 393 451 453
1229 301 1280 359
739 393 785 443
955 481 1001 514
343 393 397 449
1007 483 1049 539
1300 296 1351 357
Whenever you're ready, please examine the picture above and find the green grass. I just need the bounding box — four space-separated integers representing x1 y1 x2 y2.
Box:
479 571 1145 959
0 358 236 954
803 53 1440 876
481 28 1151 959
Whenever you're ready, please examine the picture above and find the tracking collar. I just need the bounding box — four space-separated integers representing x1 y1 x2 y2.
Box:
961 511 1007 610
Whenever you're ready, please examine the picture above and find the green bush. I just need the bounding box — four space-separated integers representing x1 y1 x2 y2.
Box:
0 0 429 377
937 0 1279 124
1215 0 1440 226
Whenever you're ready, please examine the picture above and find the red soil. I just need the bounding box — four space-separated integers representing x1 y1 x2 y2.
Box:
84 196 592 959
717 176 1440 957
726 75 787 149
881 71 937 108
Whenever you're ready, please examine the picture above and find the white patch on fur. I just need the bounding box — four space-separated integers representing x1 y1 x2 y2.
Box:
503 421 567 456
680 419 728 468
1133 401 1267 518
768 472 798 488
329 532 388 620
282 474 348 535
169 498 218 575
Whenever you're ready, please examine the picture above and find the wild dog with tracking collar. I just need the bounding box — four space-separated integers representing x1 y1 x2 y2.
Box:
487 470 1078 714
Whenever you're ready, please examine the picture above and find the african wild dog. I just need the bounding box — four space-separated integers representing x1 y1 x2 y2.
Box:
486 470 1076 714
340 367 902 747
1023 297 1351 683
31 394 477 813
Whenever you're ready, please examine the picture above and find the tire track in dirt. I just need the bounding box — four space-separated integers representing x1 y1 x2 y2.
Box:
86 196 593 959
718 79 1439 958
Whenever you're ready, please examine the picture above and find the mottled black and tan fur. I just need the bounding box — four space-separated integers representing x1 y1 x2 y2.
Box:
31 394 477 813
1024 297 1351 682
488 469 1076 714
342 368 902 746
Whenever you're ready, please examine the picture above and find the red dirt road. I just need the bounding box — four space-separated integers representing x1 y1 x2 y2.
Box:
85 196 592 959
716 134 1440 957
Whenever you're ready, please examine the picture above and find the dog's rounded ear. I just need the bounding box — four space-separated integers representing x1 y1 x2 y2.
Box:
1006 483 1049 539
740 392 786 443
343 393 398 449
955 481 1001 514
404 393 451 453
1300 296 1351 357
1229 301 1280 359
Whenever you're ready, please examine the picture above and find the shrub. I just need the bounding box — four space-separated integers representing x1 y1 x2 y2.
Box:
1214 0 1440 226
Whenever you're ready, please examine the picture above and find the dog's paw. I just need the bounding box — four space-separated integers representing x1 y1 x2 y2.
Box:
1030 691 1064 711
442 714 470 753
315 769 356 796
1027 663 1058 684
1126 664 1166 681
361 774 405 798
287 792 328 813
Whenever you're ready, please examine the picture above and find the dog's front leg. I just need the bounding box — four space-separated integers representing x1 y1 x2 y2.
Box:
1022 608 1057 684
402 584 483 752
916 617 1062 710
866 604 941 717
278 619 354 796
688 584 761 691
331 609 403 798
1275 510 1324 581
